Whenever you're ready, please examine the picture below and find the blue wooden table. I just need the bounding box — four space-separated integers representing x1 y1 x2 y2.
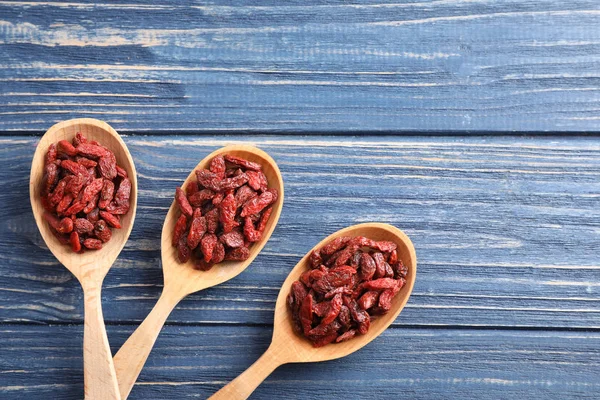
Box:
1 1 600 399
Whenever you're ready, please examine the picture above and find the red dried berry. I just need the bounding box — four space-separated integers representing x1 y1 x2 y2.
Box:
98 152 117 180
70 231 81 252
224 154 262 171
219 193 237 233
99 211 121 229
177 236 191 263
45 143 57 166
220 230 244 248
187 211 206 250
175 187 193 217
210 155 226 180
114 178 131 207
83 238 103 250
94 220 112 243
76 143 109 159
74 218 94 234
224 246 250 261
98 179 114 209
87 208 100 223
188 189 215 207
172 214 188 247
58 140 78 157
205 208 219 233
240 190 275 217
211 241 226 264
73 132 87 146
200 233 218 263
116 165 128 178
57 217 74 234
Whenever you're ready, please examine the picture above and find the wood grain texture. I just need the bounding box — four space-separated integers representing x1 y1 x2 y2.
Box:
1 1 600 132
1 135 599 329
1 325 599 399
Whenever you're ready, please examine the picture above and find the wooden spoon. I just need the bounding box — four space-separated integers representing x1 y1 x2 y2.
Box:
209 222 416 400
113 144 284 400
30 118 138 400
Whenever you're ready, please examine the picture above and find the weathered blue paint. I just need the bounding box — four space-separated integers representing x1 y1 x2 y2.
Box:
1 1 600 132
1 325 599 399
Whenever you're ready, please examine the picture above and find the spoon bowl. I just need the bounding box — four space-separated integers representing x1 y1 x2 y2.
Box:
161 145 284 294
30 118 138 400
113 144 284 400
209 223 416 399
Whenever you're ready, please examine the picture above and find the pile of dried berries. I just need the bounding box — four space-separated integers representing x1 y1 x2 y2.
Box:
173 154 277 270
40 133 131 252
287 236 407 347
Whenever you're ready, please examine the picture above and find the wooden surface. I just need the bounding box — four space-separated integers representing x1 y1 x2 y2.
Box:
1 136 599 399
1 1 600 132
2 1 600 398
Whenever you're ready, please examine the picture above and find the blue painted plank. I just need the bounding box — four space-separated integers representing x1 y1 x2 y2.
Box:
1 325 599 399
1 1 600 132
1 135 599 328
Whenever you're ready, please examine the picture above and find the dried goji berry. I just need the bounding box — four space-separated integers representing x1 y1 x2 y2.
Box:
98 152 117 180
172 214 188 247
76 143 109 159
205 208 219 233
73 132 87 146
94 220 112 243
57 217 74 234
177 236 191 263
210 155 226 180
224 154 262 171
116 165 128 178
70 231 81 252
220 230 244 248
309 249 322 269
98 179 114 209
175 187 193 217
43 212 62 231
240 190 275 217
211 241 226 264
372 252 387 279
58 140 78 157
234 185 257 207
300 294 314 335
56 194 74 215
224 246 250 261
76 156 97 168
74 218 94 234
42 163 59 196
83 238 103 250
188 189 215 207
114 178 131 207
321 236 351 256
219 193 237 233
87 208 100 223
357 291 379 310
243 217 261 242
99 211 121 229
321 293 343 325
196 169 221 192
200 233 218 263
45 143 57 166
363 278 399 291
187 210 206 250
219 174 249 191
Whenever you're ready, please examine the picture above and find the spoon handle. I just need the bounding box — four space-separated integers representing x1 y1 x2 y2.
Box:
209 346 282 400
82 284 121 400
113 288 180 400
